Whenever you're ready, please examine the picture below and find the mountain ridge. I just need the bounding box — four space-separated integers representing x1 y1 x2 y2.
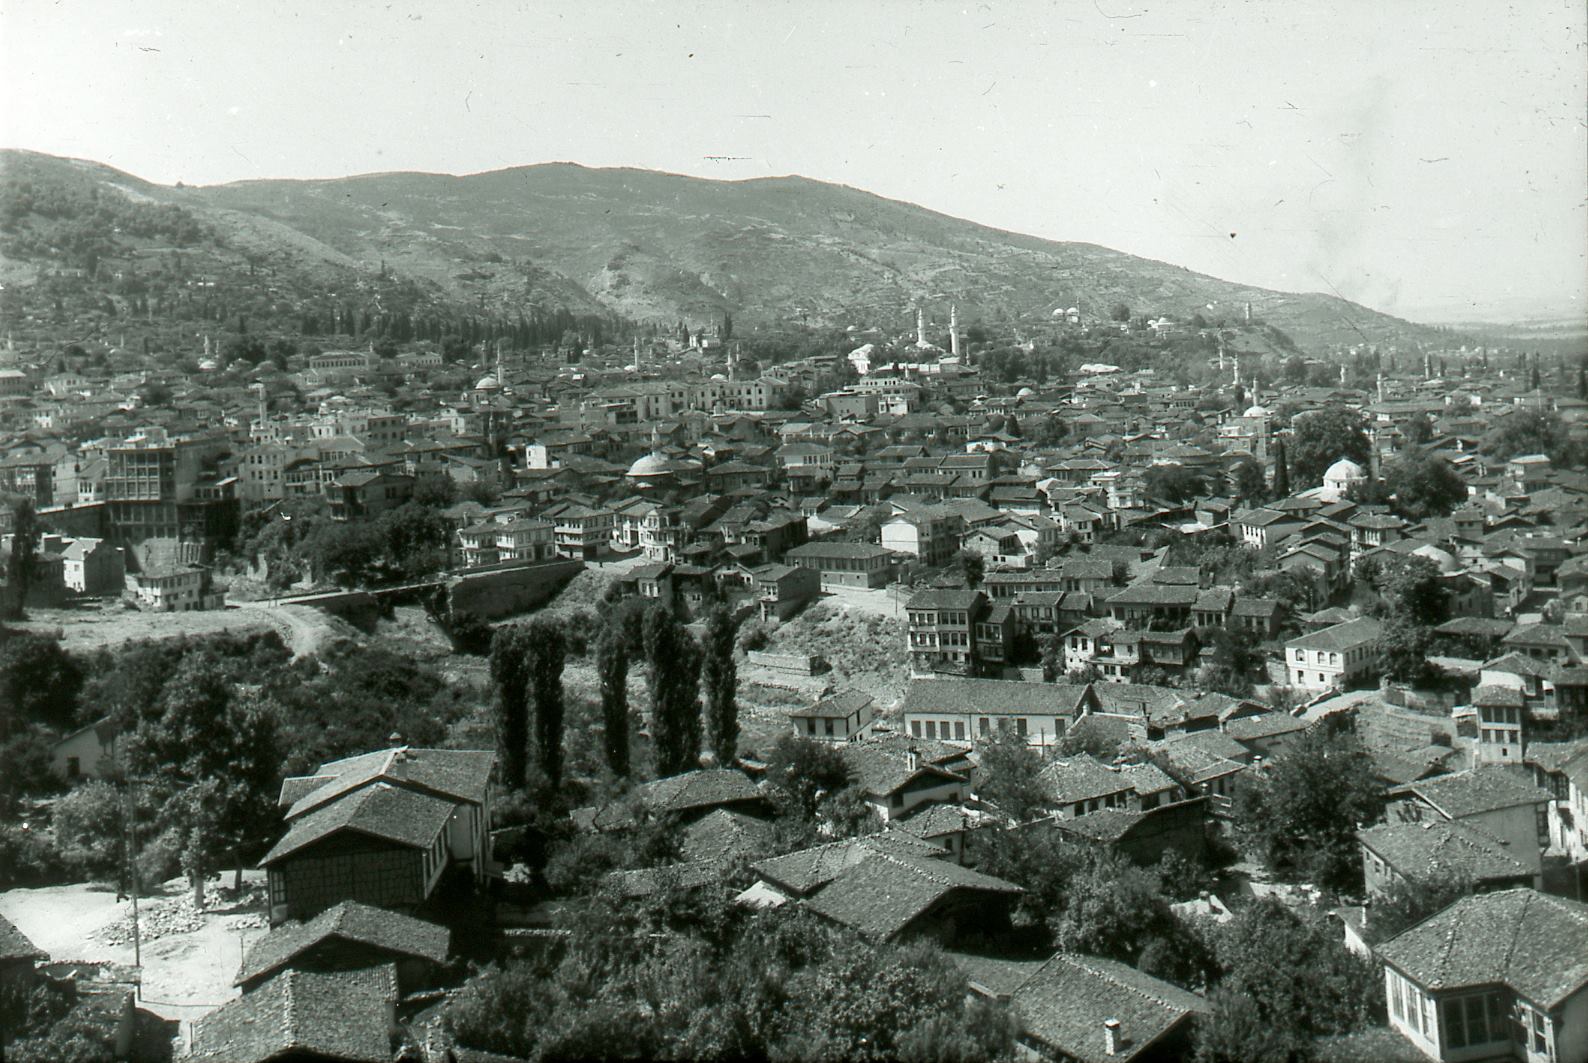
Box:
0 148 1447 352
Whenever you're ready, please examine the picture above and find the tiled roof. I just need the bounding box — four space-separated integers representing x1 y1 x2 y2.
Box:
0 913 45 963
572 769 765 830
790 690 875 720
901 678 1091 719
840 741 967 799
1393 766 1552 819
1287 616 1383 652
1039 755 1134 805
234 900 449 987
679 808 775 865
260 782 454 866
802 850 1021 940
1358 818 1531 885
1377 889 1588 1007
282 747 495 819
1005 953 1209 1063
191 964 397 1062
751 832 945 895
1054 809 1144 843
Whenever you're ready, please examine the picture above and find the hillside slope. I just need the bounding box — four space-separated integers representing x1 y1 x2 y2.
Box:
1 149 1437 352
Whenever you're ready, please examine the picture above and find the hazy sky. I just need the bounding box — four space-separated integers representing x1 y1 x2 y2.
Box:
3 0 1584 323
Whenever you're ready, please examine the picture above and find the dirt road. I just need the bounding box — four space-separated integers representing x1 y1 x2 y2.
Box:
0 874 269 1022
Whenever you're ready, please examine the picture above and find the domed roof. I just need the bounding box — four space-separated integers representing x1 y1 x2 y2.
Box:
1243 404 1270 418
1324 458 1366 480
627 452 673 478
1016 387 1036 398
474 373 502 390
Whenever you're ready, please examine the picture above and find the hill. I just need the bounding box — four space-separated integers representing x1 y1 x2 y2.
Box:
0 149 1443 353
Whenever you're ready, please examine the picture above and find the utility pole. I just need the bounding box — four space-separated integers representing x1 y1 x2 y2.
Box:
123 778 143 986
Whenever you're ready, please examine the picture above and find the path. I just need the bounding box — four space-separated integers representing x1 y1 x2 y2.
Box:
0 874 270 1022
230 601 344 658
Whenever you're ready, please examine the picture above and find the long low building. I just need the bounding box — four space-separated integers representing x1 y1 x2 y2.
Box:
900 678 1094 746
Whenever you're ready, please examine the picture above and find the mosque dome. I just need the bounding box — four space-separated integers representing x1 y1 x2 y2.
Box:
1016 387 1036 398
627 452 673 479
1243 404 1270 418
474 373 502 390
1324 458 1366 482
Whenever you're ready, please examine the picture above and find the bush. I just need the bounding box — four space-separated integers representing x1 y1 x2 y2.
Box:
737 621 772 654
0 823 63 888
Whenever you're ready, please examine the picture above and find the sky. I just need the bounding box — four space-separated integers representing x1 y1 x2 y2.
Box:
2 0 1584 324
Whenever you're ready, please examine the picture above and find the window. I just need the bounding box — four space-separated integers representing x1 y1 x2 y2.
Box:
954 721 966 740
978 717 990 736
66 756 80 778
807 720 817 736
925 721 937 739
1532 1008 1547 1053
1016 718 1028 737
824 719 834 737
910 720 922 738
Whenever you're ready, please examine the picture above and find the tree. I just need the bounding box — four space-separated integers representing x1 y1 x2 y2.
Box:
3 496 39 619
766 734 853 821
1230 725 1384 892
1109 303 1132 322
0 633 85 737
958 550 985 588
1403 412 1434 446
1196 625 1257 698
1054 853 1194 972
1375 614 1438 686
1143 464 1208 505
1271 439 1291 498
1483 408 1571 463
700 606 739 766
976 728 1049 822
121 652 281 904
644 605 701 777
1379 555 1448 627
1203 898 1381 1052
489 627 531 790
595 621 631 778
1382 451 1466 520
524 618 567 789
787 942 1016 1063
1228 456 1266 502
1288 405 1370 488
1040 633 1062 682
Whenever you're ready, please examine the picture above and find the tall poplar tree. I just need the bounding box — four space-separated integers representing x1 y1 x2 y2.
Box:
524 618 566 789
1271 439 1292 499
596 621 631 778
644 604 701 777
489 627 531 790
700 606 738 766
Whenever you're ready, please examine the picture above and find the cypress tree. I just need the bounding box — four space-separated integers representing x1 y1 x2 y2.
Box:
524 618 566 789
701 606 739 765
1272 440 1291 499
488 627 530 790
596 621 631 778
644 604 702 777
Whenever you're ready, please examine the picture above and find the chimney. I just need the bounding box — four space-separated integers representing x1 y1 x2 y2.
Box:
1104 1019 1122 1056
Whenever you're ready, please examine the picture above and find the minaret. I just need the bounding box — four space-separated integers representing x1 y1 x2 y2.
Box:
633 335 641 371
950 305 961 359
495 341 504 386
1233 358 1241 388
1377 373 1384 403
916 306 927 347
1244 301 1252 324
